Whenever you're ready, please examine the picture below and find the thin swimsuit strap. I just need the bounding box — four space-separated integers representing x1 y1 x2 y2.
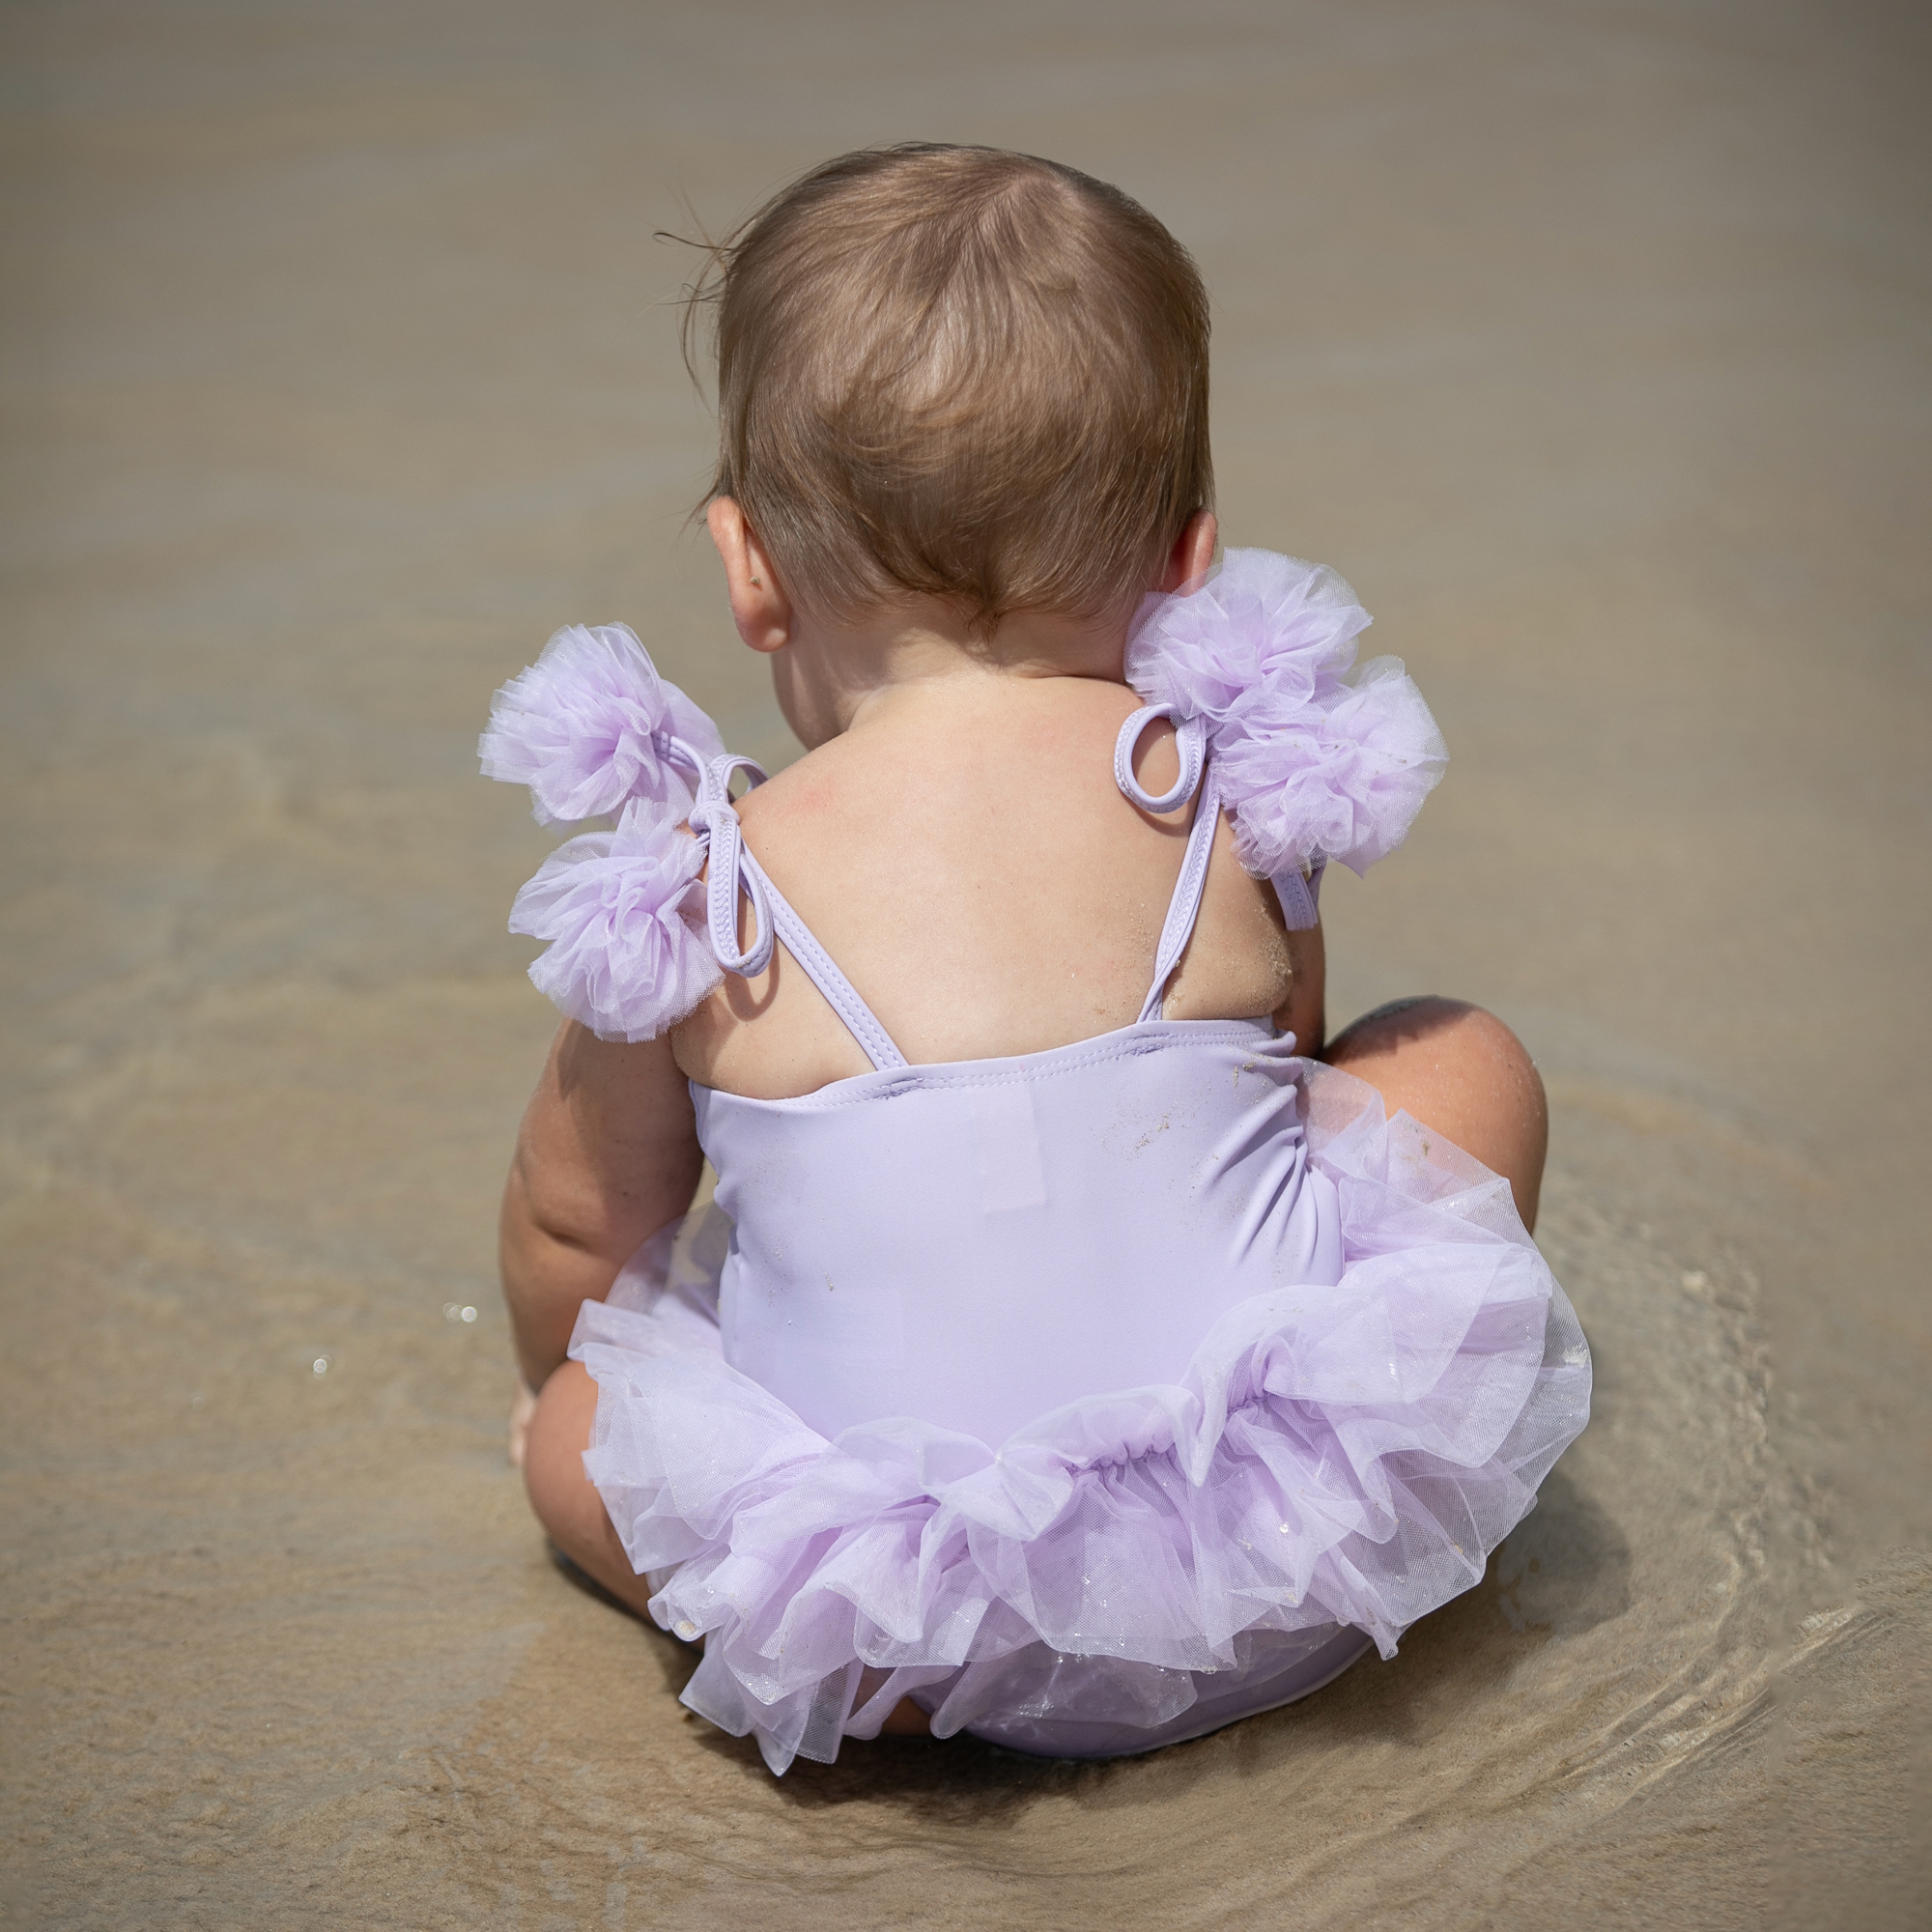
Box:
1115 705 1219 1024
746 852 912 1073
686 715 1224 1075
687 753 910 1073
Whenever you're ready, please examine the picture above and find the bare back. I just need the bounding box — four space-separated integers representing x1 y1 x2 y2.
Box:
673 673 1323 1099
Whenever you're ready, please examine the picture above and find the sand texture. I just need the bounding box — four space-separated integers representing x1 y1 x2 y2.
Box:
2 2 1927 1925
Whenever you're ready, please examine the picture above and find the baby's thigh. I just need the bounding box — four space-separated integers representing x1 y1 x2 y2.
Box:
1323 996 1548 1230
523 1360 657 1613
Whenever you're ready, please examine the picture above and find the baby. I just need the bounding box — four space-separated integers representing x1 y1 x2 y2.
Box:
483 144 1589 1773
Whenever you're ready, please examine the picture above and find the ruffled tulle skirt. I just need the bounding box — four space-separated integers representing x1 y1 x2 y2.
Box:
571 1065 1591 1774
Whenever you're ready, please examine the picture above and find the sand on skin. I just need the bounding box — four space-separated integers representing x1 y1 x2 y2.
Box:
1 3 1926 1926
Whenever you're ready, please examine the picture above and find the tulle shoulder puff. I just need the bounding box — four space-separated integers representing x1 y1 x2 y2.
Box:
508 799 720 1042
1125 549 1447 880
480 622 725 826
483 625 728 1041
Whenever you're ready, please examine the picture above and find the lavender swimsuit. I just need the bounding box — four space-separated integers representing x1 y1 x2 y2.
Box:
484 550 1592 1774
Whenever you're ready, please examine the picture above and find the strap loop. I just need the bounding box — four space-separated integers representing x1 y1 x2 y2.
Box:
687 753 774 977
1114 706 1207 813
658 732 711 787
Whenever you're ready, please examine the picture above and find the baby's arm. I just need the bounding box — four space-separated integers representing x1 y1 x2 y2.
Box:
499 1021 703 1393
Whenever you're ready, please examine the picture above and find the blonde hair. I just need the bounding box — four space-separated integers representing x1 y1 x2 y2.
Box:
684 144 1213 633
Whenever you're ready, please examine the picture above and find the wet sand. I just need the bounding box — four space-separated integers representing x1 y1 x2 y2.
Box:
3 2 1926 1924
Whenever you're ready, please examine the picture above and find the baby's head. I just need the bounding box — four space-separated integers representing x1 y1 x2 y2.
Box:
692 144 1213 648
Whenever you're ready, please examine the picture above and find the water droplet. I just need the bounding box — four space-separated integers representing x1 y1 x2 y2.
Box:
442 1302 461 1321
312 1357 328 1376
460 1305 478 1323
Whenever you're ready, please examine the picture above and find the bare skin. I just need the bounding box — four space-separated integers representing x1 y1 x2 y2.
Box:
505 506 1548 1745
1324 995 1548 1232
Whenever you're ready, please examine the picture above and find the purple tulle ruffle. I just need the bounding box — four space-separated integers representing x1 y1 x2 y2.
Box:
481 623 725 827
572 1065 1590 1773
484 625 732 1040
1125 549 1448 878
509 798 720 1041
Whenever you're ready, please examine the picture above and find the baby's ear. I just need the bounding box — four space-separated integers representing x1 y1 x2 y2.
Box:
707 497 793 654
1158 510 1218 595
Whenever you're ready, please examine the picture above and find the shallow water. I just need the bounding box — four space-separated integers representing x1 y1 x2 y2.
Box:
2 2 1927 1925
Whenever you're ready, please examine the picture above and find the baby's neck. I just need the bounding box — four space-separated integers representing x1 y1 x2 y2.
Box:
770 594 1134 750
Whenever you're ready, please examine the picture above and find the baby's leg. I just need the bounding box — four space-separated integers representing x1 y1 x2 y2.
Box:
1321 997 1548 1232
523 1365 937 1739
524 1361 660 1616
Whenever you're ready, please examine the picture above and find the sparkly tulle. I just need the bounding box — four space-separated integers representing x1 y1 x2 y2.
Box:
1126 550 1448 878
573 1065 1589 1773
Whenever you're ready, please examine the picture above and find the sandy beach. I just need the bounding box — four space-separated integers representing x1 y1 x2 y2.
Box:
3 2 1926 1924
